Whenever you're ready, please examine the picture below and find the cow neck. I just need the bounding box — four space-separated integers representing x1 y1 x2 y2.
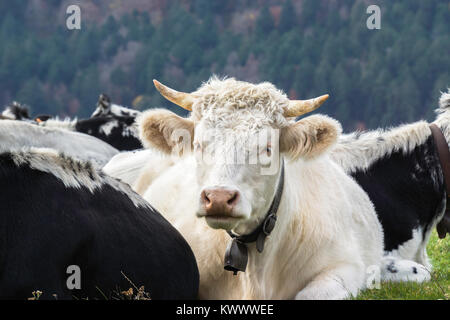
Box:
224 159 285 275
430 124 450 239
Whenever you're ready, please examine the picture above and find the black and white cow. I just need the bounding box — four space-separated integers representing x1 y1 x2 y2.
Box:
0 120 118 167
40 116 142 151
91 93 140 118
40 95 143 151
0 146 199 300
331 90 450 273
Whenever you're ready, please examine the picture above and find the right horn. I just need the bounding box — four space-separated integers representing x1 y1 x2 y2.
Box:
284 94 329 118
153 79 195 111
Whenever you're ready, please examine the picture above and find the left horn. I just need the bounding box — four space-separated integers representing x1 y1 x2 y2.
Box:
284 94 329 118
153 79 195 111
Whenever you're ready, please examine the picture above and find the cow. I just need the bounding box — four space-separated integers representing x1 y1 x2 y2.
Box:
91 93 140 118
2 102 30 120
129 77 398 300
102 148 175 194
0 120 118 167
331 90 450 271
0 146 199 300
40 114 142 151
38 94 142 151
104 90 450 277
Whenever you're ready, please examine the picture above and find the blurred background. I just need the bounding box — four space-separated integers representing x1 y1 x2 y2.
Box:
0 0 448 131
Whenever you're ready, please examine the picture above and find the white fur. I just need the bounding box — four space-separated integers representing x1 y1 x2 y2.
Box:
92 102 140 118
111 103 140 117
143 154 383 299
9 147 150 208
103 149 158 185
387 228 431 270
2 108 17 120
0 120 118 167
332 89 450 174
122 124 139 137
380 256 431 283
433 89 450 146
99 120 118 136
331 121 431 174
38 117 77 131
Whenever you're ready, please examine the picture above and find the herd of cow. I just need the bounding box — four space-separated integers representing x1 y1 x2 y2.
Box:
0 77 448 300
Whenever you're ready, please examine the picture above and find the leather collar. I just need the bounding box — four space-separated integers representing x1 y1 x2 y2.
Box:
430 124 450 239
224 160 285 275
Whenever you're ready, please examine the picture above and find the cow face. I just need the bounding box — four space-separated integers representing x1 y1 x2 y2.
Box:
139 78 340 235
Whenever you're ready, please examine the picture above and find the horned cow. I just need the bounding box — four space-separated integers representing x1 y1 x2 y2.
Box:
134 77 390 300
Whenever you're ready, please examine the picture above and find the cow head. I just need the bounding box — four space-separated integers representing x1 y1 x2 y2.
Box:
91 94 111 117
139 78 340 235
92 94 140 119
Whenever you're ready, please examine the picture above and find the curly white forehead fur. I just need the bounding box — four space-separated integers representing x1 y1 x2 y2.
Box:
190 77 293 130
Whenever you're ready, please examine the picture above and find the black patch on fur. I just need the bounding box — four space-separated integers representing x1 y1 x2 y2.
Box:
412 267 418 274
0 152 198 300
75 116 142 151
350 135 446 252
387 261 398 273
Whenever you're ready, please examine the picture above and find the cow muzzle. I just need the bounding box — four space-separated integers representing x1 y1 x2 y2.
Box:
200 187 240 216
198 187 246 230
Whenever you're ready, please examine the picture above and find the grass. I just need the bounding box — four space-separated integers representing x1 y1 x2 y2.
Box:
355 230 449 300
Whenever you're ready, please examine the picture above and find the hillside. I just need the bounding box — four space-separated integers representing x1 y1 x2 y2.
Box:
0 0 449 130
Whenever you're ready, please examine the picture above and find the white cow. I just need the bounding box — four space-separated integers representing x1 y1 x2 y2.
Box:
0 120 118 167
135 77 385 300
102 148 174 193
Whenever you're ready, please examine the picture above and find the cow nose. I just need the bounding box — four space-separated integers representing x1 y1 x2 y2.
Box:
200 188 240 216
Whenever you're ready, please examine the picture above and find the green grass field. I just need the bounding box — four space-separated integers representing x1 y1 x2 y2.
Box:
355 231 449 300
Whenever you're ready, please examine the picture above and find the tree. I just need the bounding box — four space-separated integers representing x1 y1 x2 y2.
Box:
278 0 297 33
256 6 274 37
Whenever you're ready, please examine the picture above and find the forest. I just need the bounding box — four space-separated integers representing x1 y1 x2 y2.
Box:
0 0 448 131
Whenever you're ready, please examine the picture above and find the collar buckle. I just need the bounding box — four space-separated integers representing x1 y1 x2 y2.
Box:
262 213 277 236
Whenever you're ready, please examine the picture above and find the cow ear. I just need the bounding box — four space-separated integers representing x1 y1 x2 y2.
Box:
280 115 341 160
138 109 194 155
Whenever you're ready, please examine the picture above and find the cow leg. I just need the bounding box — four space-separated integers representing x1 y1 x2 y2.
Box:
381 256 431 283
294 264 365 300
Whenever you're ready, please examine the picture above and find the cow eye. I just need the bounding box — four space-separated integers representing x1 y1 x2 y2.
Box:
266 146 272 156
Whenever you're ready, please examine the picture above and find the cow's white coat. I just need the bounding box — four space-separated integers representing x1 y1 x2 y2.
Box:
138 77 384 299
0 120 118 167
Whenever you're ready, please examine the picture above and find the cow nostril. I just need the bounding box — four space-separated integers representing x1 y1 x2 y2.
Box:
227 192 239 206
201 191 211 205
